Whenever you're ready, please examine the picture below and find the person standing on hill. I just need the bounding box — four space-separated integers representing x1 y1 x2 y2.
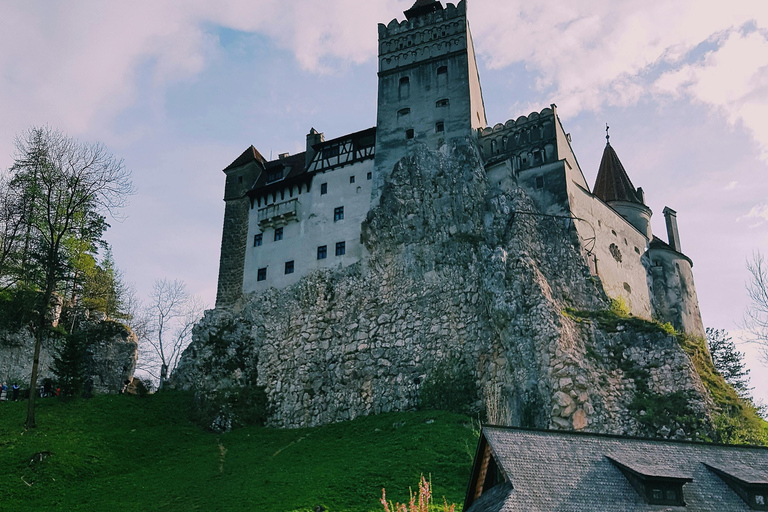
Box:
11 383 19 401
0 382 7 401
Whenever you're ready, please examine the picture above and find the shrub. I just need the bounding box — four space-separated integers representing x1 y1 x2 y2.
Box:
419 357 478 416
190 385 270 432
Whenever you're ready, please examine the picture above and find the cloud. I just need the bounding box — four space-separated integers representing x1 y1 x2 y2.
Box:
725 181 739 191
739 203 768 227
1 0 768 164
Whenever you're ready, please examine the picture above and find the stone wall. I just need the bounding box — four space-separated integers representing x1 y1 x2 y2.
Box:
175 139 716 438
216 197 250 307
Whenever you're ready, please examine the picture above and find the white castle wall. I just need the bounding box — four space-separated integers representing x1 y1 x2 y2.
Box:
243 159 374 293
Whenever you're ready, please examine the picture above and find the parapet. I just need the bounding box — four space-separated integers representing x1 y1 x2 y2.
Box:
378 1 465 39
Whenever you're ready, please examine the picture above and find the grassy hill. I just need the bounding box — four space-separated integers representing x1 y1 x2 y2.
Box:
0 392 478 512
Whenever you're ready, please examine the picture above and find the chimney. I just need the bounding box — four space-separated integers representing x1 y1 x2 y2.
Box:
663 207 681 252
637 187 646 205
306 128 325 167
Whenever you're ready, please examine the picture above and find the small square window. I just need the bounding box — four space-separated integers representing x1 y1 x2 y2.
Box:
535 176 544 189
274 227 283 241
665 490 676 501
406 129 414 140
367 172 372 180
317 245 327 260
335 241 346 256
254 233 263 247
321 183 328 195
435 121 444 133
284 261 294 274
350 175 355 184
652 489 663 501
238 176 243 183
756 495 765 505
334 206 344 221
257 268 267 281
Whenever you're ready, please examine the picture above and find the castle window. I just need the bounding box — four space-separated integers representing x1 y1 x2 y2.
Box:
317 245 327 260
334 206 344 221
335 241 346 256
491 140 498 154
367 172 372 180
321 183 328 195
274 227 283 241
257 268 267 281
238 176 243 183
350 175 356 184
437 65 448 75
535 176 544 189
254 233 263 247
285 261 294 275
406 129 414 140
436 98 450 107
267 170 283 183
534 151 543 165
397 108 411 117
399 76 410 100
435 122 444 133
322 146 340 159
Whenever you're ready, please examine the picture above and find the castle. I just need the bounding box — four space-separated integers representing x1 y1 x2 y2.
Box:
214 0 703 338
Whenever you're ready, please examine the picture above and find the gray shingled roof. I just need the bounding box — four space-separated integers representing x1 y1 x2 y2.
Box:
467 427 768 512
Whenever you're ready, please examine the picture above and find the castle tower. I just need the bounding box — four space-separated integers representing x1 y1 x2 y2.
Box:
373 0 486 198
215 146 265 307
593 140 653 240
648 208 705 337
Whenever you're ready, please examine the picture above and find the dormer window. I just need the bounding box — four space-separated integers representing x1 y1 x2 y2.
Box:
705 463 768 510
266 169 283 183
607 456 691 507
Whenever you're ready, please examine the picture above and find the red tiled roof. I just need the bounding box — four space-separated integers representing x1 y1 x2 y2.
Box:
593 143 641 204
223 145 266 172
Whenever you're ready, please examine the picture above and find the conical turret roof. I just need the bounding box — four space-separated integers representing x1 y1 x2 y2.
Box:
404 0 443 20
593 143 642 204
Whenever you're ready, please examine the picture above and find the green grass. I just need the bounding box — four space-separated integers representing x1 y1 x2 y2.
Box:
0 393 478 512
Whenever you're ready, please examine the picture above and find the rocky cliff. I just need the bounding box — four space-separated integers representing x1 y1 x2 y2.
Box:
174 140 718 438
0 318 138 394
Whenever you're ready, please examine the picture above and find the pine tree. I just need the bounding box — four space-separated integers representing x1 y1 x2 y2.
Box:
706 327 752 399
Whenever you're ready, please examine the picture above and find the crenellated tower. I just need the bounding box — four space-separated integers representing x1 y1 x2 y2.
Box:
373 0 486 199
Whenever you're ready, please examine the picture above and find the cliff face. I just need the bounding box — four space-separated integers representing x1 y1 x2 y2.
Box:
175 140 715 437
0 319 138 394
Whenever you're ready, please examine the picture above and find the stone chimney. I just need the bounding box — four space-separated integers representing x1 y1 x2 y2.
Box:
306 128 325 167
663 207 681 252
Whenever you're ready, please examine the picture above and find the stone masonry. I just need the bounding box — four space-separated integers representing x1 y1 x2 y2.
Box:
174 140 715 437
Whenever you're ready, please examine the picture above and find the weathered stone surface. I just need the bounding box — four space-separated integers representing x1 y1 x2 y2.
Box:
174 140 716 436
0 320 138 394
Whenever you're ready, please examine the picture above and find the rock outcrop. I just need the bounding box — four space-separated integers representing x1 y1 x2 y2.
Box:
0 319 138 394
174 140 715 437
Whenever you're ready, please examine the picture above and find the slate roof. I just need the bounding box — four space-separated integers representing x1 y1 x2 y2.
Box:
593 143 642 204
247 152 308 198
466 427 768 512
649 236 693 265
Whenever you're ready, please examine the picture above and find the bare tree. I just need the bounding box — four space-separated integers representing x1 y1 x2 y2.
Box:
745 251 768 362
6 126 134 428
137 279 204 390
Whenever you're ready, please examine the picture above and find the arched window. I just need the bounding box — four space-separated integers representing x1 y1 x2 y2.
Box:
437 66 448 75
436 98 450 108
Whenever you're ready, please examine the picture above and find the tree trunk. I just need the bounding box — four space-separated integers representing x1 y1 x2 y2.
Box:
26 265 56 429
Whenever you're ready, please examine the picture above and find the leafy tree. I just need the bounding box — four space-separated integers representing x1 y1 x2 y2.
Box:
3 126 133 428
706 327 752 399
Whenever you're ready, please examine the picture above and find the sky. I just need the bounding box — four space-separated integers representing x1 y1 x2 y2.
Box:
0 0 767 400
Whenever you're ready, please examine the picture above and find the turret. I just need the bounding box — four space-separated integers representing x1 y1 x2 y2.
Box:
373 0 486 200
215 146 265 307
593 139 653 240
